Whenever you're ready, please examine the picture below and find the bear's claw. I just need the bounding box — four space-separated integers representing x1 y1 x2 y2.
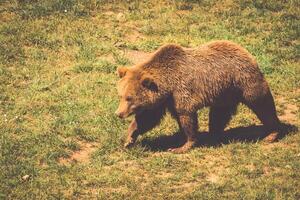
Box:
263 132 279 143
168 147 190 154
168 141 195 153
124 141 135 148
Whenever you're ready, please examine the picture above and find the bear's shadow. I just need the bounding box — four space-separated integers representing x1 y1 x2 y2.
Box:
140 123 297 152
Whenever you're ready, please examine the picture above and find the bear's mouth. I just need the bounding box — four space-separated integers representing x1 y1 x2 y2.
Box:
119 106 143 118
122 108 138 119
126 111 135 118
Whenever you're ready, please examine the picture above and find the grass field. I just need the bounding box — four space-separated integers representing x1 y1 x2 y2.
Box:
0 0 299 199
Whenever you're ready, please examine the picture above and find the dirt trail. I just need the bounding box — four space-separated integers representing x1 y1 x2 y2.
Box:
59 141 98 165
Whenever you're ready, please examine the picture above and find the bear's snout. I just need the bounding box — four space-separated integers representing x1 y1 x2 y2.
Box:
115 110 125 119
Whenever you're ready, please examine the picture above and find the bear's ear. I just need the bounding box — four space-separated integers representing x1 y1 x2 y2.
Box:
142 77 158 92
117 67 128 78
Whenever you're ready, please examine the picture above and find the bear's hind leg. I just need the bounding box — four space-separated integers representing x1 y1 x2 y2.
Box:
168 113 198 153
244 92 280 142
209 104 238 136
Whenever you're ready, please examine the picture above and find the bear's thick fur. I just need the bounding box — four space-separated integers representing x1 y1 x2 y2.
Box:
115 40 280 153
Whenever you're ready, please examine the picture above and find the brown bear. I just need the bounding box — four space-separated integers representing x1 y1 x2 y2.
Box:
115 40 281 153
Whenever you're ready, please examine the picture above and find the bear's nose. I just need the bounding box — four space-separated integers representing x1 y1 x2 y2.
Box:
115 111 124 119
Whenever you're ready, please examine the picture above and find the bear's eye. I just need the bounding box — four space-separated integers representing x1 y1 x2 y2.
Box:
125 96 133 101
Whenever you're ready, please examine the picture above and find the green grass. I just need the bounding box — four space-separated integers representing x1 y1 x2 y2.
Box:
0 0 299 199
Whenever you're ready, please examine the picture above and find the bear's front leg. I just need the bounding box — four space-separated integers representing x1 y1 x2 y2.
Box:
169 113 198 153
124 106 166 148
124 119 139 148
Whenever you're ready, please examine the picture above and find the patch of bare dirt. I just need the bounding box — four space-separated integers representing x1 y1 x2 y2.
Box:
103 11 115 16
126 29 144 43
59 141 98 165
125 50 152 64
155 172 173 179
203 155 227 184
277 97 298 123
98 49 151 67
171 181 199 191
206 174 219 183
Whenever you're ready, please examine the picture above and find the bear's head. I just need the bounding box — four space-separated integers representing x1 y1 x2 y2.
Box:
115 66 166 119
